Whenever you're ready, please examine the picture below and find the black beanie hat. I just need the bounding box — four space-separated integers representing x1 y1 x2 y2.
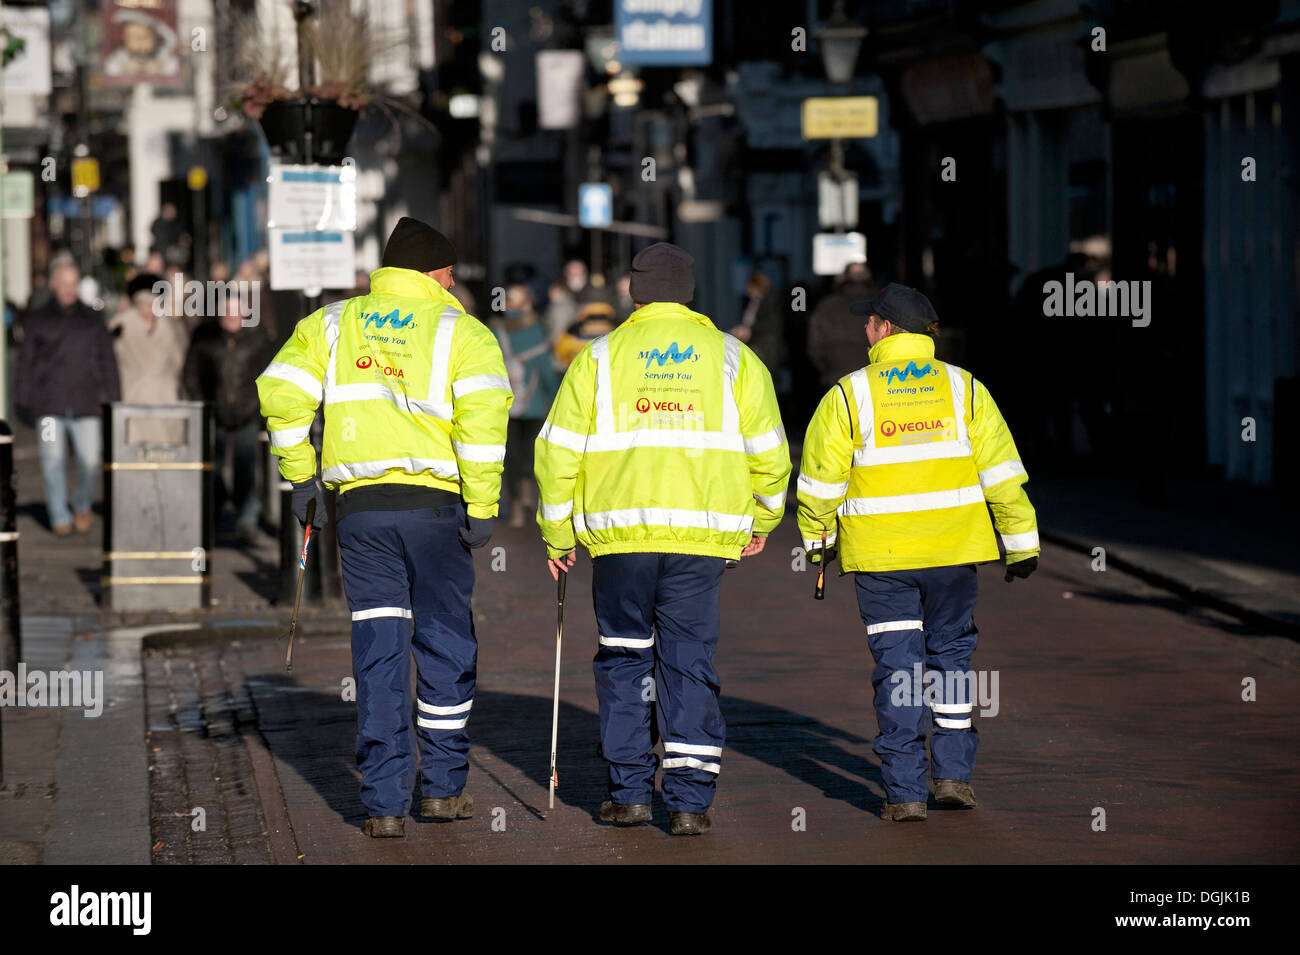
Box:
381 216 457 272
127 272 163 299
629 242 694 305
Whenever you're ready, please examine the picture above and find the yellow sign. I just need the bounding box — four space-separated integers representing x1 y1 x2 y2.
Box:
187 166 208 191
801 97 878 139
71 157 100 196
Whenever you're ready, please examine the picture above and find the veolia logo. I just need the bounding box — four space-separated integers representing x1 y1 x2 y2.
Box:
881 418 947 437
635 397 693 413
356 355 404 377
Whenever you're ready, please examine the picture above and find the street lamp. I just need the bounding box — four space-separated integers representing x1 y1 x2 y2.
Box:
811 2 867 235
814 1 866 86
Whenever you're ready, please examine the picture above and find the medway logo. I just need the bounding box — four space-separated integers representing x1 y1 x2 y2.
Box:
640 342 698 369
879 361 938 384
361 309 417 330
879 418 947 438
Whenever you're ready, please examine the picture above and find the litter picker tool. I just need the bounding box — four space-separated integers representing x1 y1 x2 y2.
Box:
548 569 567 810
284 497 316 671
814 528 837 600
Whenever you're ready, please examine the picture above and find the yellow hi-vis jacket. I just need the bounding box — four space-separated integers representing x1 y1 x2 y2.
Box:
796 332 1039 572
534 302 791 560
256 267 513 517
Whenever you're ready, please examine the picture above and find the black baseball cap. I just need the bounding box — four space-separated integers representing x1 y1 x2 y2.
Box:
849 283 939 333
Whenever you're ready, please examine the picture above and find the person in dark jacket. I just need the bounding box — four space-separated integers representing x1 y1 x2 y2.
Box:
182 295 273 539
15 261 122 535
807 261 876 391
730 269 784 376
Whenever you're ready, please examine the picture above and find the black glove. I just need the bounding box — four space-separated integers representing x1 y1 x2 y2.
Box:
808 545 836 565
291 479 327 529
1004 555 1038 582
459 514 493 549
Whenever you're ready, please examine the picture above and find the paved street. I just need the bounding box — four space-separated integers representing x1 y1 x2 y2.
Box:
121 522 1300 864
3 407 1297 866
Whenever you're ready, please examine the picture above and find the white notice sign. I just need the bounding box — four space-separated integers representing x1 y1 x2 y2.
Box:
267 163 357 231
812 232 867 277
268 231 356 292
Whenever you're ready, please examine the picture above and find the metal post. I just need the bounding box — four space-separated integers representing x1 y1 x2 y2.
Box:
0 26 8 422
278 485 299 604
293 1 317 166
830 137 846 235
0 420 19 671
191 175 207 283
0 419 20 788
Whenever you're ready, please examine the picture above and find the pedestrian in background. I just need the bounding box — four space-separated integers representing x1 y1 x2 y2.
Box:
544 258 595 341
796 284 1038 822
491 284 560 527
184 291 273 541
109 272 191 405
730 269 783 376
149 200 191 271
15 260 121 536
553 300 617 368
536 243 791 835
258 217 512 838
613 272 635 323
807 261 876 391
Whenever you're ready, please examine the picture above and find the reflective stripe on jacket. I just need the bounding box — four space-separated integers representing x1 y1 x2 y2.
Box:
534 301 791 560
796 332 1038 572
256 267 513 518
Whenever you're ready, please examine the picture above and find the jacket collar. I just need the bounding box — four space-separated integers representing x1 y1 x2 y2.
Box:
868 332 935 366
624 302 715 327
368 267 463 311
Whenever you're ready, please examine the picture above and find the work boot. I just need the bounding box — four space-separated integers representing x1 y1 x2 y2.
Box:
599 799 652 826
669 811 711 835
934 778 978 807
880 800 927 821
364 815 405 838
420 793 474 821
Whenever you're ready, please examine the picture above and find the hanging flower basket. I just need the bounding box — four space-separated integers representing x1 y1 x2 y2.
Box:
257 96 359 166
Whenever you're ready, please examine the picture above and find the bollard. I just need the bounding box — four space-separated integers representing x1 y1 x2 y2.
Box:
278 483 297 604
0 420 19 786
260 430 281 528
319 487 342 600
102 402 213 611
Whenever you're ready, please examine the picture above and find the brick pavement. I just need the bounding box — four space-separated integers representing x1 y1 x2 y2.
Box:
132 524 1300 864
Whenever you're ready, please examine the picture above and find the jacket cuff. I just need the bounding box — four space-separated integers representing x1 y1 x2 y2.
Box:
466 501 498 520
1005 550 1039 563
545 539 576 560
